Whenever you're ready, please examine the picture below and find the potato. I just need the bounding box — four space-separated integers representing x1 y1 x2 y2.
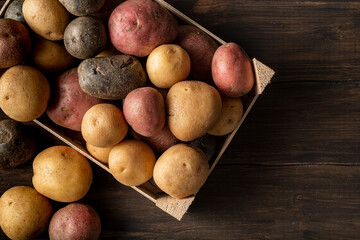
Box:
81 103 128 148
166 81 222 141
108 0 178 57
49 203 101 240
78 55 147 100
0 65 50 122
109 139 156 186
212 42 255 97
86 143 112 164
23 0 70 41
208 96 244 136
0 186 53 240
0 119 35 169
32 146 93 202
0 18 31 69
46 68 106 131
59 0 106 16
153 144 209 199
130 124 179 153
32 36 74 73
123 87 165 137
64 16 107 59
175 25 218 82
4 0 26 24
146 44 190 88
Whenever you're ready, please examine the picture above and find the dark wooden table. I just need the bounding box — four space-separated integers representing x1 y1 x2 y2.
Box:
1 0 360 239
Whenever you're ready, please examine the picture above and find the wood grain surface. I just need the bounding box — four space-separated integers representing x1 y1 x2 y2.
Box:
0 0 359 239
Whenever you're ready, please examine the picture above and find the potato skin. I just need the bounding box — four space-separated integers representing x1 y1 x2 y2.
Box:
23 0 70 40
32 146 93 202
4 0 26 24
0 119 35 169
48 203 101 240
64 17 108 59
208 96 244 136
0 65 50 122
212 42 255 97
81 103 128 148
175 25 218 82
146 44 191 88
32 36 74 73
153 144 209 199
59 0 106 16
123 87 165 137
166 81 222 141
78 55 147 100
86 143 112 164
0 186 53 240
109 139 156 186
0 18 31 69
46 68 106 131
108 0 178 57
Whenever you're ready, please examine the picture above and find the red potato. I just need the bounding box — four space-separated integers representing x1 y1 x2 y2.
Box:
48 203 101 240
108 0 178 57
175 25 218 82
46 68 106 131
130 124 179 152
212 42 254 97
123 87 165 137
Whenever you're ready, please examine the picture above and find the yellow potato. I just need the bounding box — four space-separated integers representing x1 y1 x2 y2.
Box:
32 146 93 202
86 142 112 164
146 44 190 88
109 139 155 186
32 36 74 72
0 186 53 240
153 144 209 199
81 103 128 148
208 96 244 136
23 0 70 40
0 65 50 122
166 81 222 141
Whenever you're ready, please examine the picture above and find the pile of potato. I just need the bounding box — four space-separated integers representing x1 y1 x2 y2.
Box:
0 0 255 238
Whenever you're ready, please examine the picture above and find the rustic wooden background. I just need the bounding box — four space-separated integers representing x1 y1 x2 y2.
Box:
1 0 360 239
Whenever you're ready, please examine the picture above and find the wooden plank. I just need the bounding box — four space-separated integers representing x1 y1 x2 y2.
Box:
3 164 358 239
219 81 360 165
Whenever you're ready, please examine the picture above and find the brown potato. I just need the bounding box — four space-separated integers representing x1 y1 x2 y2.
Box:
0 18 31 69
166 81 222 141
32 146 93 202
81 103 128 148
208 96 244 136
0 65 50 122
23 0 70 40
0 186 53 240
153 144 209 199
86 143 112 164
212 42 254 97
31 36 74 72
109 140 156 186
146 44 191 88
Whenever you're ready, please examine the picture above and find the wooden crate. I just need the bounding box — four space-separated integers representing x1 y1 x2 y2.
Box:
0 0 274 220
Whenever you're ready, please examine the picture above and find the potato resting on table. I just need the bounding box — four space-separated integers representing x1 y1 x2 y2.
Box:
0 186 53 240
